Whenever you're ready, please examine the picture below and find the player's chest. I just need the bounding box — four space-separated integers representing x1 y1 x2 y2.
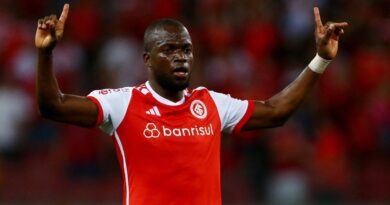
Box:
116 96 221 145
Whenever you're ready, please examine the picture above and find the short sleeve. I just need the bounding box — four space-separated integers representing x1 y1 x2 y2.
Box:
87 87 133 135
209 91 254 134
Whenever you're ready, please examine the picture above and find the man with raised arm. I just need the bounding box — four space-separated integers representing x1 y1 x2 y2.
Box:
35 4 348 205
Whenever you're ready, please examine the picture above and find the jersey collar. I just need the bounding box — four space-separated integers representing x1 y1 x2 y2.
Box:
145 81 186 106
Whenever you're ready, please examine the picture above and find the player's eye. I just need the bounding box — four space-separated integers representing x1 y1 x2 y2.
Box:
183 47 192 54
162 45 175 53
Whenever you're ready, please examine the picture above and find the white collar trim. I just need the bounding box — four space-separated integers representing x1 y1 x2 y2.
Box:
145 81 185 106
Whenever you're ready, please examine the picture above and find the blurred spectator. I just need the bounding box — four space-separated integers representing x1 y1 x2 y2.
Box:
0 71 32 160
51 40 86 92
266 123 310 205
98 31 145 87
311 122 352 203
280 0 317 44
67 0 102 50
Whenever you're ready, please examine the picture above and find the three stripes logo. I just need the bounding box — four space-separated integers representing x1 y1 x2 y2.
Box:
146 106 161 117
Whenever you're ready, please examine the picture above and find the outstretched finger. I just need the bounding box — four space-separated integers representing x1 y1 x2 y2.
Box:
313 7 323 30
331 22 349 28
59 3 69 24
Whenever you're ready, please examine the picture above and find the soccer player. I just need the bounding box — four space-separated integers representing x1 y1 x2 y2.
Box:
35 4 348 205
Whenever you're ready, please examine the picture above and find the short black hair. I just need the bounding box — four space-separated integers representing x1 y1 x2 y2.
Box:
143 19 186 52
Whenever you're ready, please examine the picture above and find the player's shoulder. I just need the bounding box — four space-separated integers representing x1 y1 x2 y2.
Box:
185 86 210 97
188 86 209 94
187 86 233 103
90 86 134 97
133 83 151 95
189 86 227 98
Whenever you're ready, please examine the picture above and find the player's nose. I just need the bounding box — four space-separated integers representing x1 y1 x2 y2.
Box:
173 51 188 63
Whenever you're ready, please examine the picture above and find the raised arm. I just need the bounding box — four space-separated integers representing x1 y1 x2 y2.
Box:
242 7 348 130
36 4 98 127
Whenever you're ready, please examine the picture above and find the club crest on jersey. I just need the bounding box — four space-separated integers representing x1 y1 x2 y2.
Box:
190 100 207 119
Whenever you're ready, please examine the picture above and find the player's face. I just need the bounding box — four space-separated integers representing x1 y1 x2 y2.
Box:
145 25 193 92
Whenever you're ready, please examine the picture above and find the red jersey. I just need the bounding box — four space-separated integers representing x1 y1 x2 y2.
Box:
87 81 254 205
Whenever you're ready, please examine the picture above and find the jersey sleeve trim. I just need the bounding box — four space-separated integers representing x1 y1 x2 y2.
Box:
86 96 104 127
233 100 255 135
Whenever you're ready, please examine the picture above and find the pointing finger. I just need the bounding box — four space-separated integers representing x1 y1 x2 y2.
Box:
331 22 349 28
313 7 323 29
59 3 69 24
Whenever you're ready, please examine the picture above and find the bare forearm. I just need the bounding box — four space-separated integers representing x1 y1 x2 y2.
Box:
35 49 98 127
36 49 64 116
242 67 321 131
266 67 320 119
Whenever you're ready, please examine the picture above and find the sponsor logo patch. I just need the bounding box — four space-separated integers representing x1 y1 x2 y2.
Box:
143 123 160 138
142 123 214 138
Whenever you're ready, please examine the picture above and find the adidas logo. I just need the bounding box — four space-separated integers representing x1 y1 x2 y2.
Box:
145 106 161 116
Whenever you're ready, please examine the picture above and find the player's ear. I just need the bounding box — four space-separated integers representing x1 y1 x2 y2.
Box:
143 52 151 67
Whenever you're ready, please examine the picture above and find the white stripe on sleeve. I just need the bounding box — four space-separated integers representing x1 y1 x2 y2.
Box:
209 90 249 133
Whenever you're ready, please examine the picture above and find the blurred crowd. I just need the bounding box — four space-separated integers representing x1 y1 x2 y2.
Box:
0 0 389 204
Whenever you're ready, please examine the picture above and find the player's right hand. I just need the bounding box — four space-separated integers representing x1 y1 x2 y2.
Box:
35 4 69 51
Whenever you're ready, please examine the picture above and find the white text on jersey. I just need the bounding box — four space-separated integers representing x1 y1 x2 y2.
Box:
143 123 214 138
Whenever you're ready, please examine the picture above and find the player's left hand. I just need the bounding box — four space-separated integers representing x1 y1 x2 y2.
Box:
314 7 348 60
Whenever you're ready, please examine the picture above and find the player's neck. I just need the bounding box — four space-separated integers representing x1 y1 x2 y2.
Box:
148 80 184 103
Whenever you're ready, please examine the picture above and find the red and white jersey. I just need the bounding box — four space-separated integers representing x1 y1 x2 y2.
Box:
87 81 254 205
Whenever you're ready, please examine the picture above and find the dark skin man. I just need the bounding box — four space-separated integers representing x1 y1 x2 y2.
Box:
35 4 348 130
35 3 348 204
